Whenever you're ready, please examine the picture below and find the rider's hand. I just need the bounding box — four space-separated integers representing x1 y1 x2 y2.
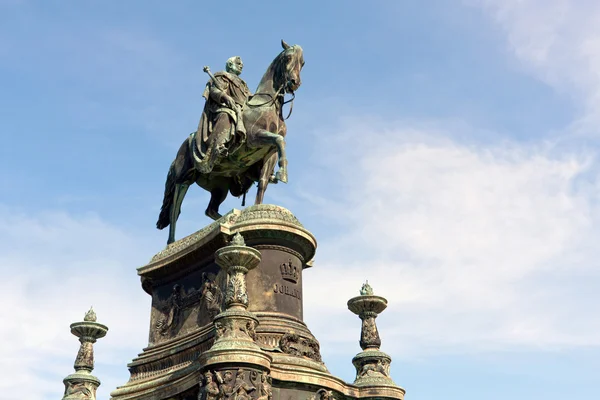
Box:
225 97 236 109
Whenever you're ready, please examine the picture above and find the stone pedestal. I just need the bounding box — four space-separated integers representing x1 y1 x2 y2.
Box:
110 205 404 400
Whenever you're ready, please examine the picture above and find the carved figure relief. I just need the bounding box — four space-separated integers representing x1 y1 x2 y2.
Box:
200 272 223 320
155 284 184 336
214 318 257 341
217 370 235 400
232 369 256 400
358 359 390 378
200 369 270 400
256 372 272 400
153 272 225 341
64 380 95 399
307 388 334 400
279 332 322 362
199 371 220 400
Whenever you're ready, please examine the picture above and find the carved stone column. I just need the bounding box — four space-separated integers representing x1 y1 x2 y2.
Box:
61 308 108 400
200 233 272 371
347 283 397 388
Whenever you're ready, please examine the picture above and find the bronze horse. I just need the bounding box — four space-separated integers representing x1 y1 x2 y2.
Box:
157 41 305 244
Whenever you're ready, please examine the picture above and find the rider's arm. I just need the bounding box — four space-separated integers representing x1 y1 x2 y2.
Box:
208 77 235 107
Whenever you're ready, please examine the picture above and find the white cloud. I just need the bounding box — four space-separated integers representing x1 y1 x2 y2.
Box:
0 208 154 400
301 121 600 359
471 0 600 132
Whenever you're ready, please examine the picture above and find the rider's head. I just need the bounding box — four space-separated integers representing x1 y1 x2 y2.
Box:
226 56 243 76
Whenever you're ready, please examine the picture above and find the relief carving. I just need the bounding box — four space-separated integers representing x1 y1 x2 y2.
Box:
279 259 299 283
226 273 248 308
200 272 224 320
279 332 322 362
63 380 95 399
74 341 94 370
153 273 225 340
358 359 390 378
214 319 257 341
199 371 220 400
199 369 272 400
359 316 381 349
255 372 272 400
155 284 184 337
307 388 334 400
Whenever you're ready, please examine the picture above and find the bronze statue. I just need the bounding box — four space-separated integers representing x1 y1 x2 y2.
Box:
157 40 305 244
196 56 251 175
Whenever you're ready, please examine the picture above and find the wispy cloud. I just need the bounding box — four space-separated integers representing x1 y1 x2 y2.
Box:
0 207 155 399
471 0 600 133
300 119 600 359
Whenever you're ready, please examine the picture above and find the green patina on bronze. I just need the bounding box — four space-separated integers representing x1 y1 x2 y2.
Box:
156 40 305 245
61 308 108 400
57 42 408 400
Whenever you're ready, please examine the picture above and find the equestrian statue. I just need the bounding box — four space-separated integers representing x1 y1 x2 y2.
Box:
156 40 305 244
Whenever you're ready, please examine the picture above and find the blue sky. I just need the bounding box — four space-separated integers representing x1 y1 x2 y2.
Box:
1 1 600 399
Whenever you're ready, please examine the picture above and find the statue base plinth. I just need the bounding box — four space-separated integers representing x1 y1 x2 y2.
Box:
111 205 404 400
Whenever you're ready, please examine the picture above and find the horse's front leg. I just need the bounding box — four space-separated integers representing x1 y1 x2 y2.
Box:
256 152 278 205
253 130 287 183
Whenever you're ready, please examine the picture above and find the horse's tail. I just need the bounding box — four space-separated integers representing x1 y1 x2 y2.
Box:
156 161 176 230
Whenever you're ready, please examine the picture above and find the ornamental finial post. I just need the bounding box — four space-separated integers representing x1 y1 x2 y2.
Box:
61 309 108 399
200 232 272 371
347 284 397 387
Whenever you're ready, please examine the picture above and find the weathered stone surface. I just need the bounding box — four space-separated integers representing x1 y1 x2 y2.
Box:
111 206 405 400
61 309 108 400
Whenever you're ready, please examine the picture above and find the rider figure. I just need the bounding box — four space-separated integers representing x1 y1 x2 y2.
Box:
194 56 251 173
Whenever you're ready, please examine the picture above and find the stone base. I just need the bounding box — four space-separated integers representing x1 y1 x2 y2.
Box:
352 350 397 387
63 372 100 400
110 205 405 400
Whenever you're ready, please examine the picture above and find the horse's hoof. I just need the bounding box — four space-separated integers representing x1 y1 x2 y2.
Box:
205 209 222 221
276 170 288 184
269 174 278 184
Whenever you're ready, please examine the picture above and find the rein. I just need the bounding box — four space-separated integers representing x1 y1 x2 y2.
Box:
246 80 295 120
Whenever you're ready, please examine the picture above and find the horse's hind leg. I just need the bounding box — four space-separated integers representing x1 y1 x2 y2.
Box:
205 180 229 220
168 183 189 244
256 153 278 205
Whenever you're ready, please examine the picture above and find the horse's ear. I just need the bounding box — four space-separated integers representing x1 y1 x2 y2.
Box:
281 39 291 50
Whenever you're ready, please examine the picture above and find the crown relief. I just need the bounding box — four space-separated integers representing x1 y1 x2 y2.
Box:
280 259 299 283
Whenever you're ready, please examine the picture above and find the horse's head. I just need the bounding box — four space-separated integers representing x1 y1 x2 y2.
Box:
277 40 304 93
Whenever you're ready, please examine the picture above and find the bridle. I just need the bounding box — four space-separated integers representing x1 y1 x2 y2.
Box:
246 56 298 120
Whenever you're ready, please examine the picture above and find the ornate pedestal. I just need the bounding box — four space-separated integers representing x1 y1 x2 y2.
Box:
61 308 108 400
348 283 398 389
110 205 404 400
